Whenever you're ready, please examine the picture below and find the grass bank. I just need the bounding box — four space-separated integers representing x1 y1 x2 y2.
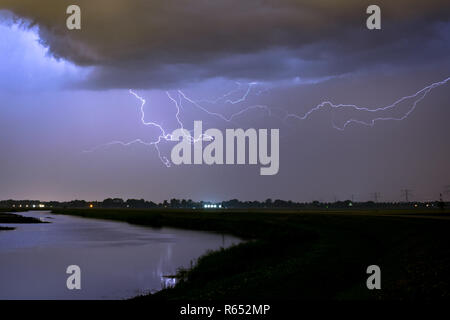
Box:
0 212 45 224
0 226 16 231
51 208 450 300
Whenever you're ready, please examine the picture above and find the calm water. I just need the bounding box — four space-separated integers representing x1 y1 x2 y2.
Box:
0 211 240 299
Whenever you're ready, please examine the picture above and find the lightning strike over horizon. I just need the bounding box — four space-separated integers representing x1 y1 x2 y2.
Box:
284 76 450 130
84 76 450 167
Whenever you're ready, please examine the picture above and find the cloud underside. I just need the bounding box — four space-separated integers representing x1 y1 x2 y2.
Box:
1 0 449 89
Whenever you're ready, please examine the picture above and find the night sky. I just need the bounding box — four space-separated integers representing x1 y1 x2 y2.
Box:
0 0 449 202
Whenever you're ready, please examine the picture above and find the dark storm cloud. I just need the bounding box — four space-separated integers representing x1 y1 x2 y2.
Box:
1 0 449 89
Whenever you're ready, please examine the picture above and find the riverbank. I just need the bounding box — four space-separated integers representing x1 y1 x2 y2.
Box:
51 208 450 300
0 226 15 231
0 212 46 224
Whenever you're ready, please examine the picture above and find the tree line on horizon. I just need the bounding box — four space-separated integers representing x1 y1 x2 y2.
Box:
0 198 446 210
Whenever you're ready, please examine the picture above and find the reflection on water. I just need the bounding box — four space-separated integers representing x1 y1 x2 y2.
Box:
0 211 240 299
161 275 177 289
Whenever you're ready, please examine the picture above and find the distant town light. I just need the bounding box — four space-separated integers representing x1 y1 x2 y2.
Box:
203 203 222 209
38 204 45 208
89 204 94 208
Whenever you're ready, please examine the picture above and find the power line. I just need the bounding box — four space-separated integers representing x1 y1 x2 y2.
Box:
371 192 381 203
401 189 413 202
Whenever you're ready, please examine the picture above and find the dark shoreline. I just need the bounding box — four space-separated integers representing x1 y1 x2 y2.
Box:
0 212 46 224
0 226 16 231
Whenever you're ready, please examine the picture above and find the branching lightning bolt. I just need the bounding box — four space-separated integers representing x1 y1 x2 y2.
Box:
178 89 272 123
84 76 450 167
284 76 450 130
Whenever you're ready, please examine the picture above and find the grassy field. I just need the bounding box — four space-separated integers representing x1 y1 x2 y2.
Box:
50 207 450 300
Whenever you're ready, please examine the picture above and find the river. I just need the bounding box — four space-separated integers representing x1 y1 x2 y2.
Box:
0 210 240 299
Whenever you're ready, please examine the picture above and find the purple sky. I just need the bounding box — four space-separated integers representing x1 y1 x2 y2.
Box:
0 1 449 202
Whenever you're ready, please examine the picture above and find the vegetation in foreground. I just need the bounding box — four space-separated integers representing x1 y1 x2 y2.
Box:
51 207 450 300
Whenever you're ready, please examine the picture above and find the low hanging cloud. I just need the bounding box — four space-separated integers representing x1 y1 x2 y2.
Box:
1 0 449 89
